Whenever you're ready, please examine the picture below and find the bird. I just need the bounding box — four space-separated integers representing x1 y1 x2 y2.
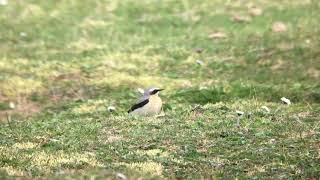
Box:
128 87 164 116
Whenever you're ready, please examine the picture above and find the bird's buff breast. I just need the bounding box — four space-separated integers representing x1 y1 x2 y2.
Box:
131 95 162 116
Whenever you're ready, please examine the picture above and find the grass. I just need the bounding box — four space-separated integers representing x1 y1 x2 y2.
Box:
0 0 320 179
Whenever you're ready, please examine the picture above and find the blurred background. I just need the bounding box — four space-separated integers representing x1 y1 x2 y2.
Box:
0 0 319 115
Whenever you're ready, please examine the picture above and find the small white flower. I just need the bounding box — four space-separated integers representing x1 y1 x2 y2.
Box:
261 106 270 113
281 97 291 105
19 32 27 37
196 59 204 65
9 102 15 109
137 88 144 94
107 106 116 112
0 0 8 6
236 110 244 116
116 172 127 180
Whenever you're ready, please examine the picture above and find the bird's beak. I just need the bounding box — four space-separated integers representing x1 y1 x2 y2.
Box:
158 89 164 91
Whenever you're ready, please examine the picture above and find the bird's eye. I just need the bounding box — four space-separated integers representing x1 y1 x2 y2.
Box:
150 89 158 95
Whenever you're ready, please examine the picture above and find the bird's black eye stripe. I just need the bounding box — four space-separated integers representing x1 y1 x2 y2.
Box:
150 89 159 95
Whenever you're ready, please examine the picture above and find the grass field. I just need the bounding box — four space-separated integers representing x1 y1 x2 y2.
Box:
0 0 320 179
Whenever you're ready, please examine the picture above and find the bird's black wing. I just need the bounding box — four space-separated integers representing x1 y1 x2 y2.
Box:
128 99 149 113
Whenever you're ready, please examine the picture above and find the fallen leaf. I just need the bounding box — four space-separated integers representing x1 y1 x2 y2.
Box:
281 97 291 105
231 15 251 23
236 110 244 116
261 106 270 113
208 32 227 39
272 22 287 33
116 172 127 180
249 7 263 16
269 139 276 144
196 59 204 65
107 106 116 112
194 48 204 54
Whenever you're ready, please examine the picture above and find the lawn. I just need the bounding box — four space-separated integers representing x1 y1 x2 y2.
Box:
0 0 319 179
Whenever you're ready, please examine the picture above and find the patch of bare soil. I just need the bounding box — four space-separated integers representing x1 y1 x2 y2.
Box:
0 100 41 123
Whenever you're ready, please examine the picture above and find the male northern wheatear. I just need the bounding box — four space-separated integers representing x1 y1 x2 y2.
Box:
128 87 164 116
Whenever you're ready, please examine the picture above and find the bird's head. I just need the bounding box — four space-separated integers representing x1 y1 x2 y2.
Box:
146 87 164 96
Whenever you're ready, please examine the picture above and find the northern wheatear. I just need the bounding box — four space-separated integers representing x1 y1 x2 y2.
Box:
128 87 164 116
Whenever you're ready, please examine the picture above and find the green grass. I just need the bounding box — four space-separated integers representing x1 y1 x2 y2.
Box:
0 0 320 179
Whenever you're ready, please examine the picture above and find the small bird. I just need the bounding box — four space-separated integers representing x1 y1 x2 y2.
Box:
128 87 164 116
